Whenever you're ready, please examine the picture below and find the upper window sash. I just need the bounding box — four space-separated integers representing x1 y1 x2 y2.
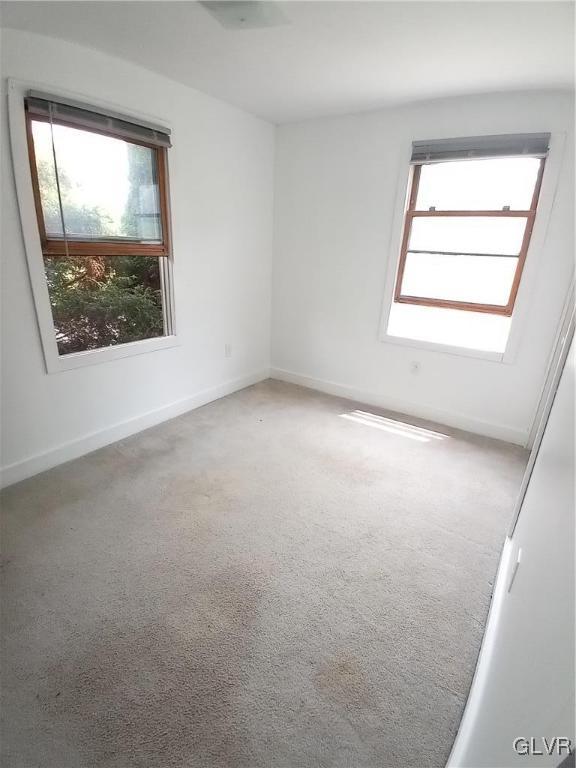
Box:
25 99 171 258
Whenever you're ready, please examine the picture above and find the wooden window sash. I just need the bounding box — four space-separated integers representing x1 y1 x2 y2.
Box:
25 109 171 259
393 160 545 316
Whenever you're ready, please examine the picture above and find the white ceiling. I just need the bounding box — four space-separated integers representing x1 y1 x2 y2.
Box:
1 1 573 123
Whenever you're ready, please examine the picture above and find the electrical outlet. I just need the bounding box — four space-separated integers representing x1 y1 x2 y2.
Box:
224 343 232 358
410 361 420 375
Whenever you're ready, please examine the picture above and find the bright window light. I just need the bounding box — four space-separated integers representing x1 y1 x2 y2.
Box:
340 410 449 442
401 252 518 306
415 157 541 211
387 302 512 353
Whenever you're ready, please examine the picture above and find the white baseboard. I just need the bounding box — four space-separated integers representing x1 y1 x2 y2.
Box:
270 366 527 446
0 369 270 489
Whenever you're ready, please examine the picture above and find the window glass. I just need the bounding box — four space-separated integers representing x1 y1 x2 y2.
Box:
415 158 540 211
401 252 518 306
387 302 512 353
44 255 164 355
32 120 162 242
408 216 527 256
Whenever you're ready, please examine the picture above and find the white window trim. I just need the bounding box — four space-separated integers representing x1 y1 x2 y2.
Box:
378 130 567 364
7 77 179 374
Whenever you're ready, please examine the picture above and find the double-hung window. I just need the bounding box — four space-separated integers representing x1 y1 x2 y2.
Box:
387 133 550 354
23 91 174 362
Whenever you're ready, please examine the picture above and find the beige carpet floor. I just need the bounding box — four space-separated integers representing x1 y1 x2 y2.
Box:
1 380 528 768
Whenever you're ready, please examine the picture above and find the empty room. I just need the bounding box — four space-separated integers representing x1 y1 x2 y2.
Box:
0 2 574 767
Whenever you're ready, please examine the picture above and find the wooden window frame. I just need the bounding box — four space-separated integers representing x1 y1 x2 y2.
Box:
25 109 171 259
393 159 545 316
8 79 179 375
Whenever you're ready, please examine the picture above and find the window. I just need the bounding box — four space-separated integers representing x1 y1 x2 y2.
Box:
24 92 174 358
386 133 550 354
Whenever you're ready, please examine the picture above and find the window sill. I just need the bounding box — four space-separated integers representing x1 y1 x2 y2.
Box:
46 334 180 374
380 332 506 362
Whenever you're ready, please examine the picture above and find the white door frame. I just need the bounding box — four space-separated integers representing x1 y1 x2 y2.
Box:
509 279 574 536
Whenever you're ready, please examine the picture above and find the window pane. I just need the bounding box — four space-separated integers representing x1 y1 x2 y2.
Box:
409 216 526 256
31 121 64 236
415 158 541 211
387 302 512 353
400 252 517 305
44 255 165 355
31 120 162 242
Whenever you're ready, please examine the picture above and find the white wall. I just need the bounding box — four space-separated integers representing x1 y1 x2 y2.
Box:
2 30 573 486
0 29 275 485
272 91 574 444
448 336 575 767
